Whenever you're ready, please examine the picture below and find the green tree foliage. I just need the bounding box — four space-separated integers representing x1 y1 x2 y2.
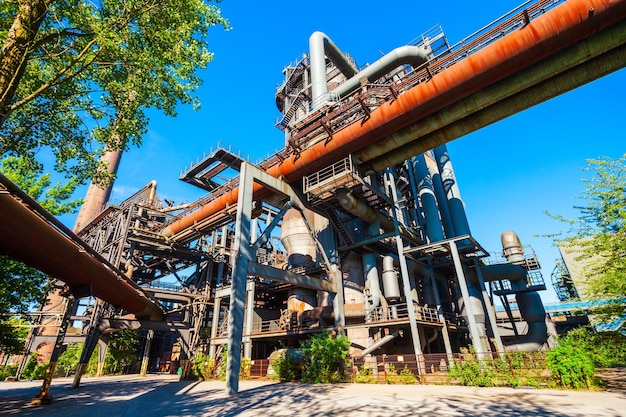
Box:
301 331 351 384
546 327 626 389
104 329 139 374
0 0 229 184
0 155 81 354
547 154 626 321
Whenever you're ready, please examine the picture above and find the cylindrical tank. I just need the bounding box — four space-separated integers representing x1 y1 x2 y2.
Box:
281 208 318 313
382 256 401 301
281 208 316 268
362 253 381 308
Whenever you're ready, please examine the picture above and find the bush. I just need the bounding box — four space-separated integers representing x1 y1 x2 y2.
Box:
0 364 18 380
448 355 496 387
192 352 215 381
301 331 351 384
355 365 377 384
384 364 417 384
21 353 48 380
269 349 301 382
545 327 626 389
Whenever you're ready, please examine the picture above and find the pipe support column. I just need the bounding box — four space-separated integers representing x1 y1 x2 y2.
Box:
31 297 76 405
450 240 487 357
474 260 506 357
225 163 255 395
386 170 424 375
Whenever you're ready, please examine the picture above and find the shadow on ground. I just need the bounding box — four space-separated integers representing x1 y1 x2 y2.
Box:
1 374 625 417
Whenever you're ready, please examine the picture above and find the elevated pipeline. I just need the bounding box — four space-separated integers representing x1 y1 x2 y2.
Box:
0 174 163 321
162 0 626 241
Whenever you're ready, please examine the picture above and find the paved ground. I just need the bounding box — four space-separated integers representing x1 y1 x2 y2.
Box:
1 374 625 417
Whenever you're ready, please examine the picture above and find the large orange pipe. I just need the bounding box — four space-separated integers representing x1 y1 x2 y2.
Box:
162 0 626 239
0 191 163 321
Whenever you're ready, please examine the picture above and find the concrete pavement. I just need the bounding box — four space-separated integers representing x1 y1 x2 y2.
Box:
1 374 625 416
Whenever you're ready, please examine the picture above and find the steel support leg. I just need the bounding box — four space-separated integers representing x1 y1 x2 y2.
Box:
386 170 424 375
140 329 154 376
31 297 76 405
450 241 487 357
209 297 221 358
225 163 254 395
427 271 455 366
474 260 506 358
72 303 107 389
96 339 108 376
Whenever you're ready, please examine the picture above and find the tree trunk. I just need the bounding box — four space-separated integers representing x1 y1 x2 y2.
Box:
0 0 50 127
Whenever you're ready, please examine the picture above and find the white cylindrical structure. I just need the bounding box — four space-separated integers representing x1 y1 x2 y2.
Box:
382 256 401 301
281 208 316 268
362 253 381 309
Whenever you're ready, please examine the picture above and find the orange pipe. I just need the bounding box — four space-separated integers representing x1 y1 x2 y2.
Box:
0 193 163 321
163 0 626 239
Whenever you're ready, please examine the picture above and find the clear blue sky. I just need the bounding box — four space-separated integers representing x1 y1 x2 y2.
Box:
62 0 625 304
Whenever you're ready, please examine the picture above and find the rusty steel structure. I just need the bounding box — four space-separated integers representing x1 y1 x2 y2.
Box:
1 0 625 398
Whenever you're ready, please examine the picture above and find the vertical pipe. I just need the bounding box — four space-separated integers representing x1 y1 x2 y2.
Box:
243 280 255 359
405 158 427 233
331 264 345 331
427 155 455 238
433 145 471 237
362 253 381 308
226 163 254 395
426 271 454 364
209 297 221 358
216 226 228 286
473 261 505 357
412 154 445 242
450 241 486 356
386 170 424 375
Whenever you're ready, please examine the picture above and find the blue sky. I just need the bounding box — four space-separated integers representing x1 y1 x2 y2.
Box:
62 0 625 304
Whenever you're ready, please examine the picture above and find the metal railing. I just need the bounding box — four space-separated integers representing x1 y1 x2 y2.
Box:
366 303 441 324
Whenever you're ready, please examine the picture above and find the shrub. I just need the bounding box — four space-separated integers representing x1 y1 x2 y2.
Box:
301 331 351 384
192 352 215 381
21 353 48 380
544 327 626 389
0 364 18 380
355 365 377 384
269 349 301 382
384 364 417 384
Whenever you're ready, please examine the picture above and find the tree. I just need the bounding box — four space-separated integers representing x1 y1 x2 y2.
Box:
0 0 229 184
0 155 81 354
547 154 626 322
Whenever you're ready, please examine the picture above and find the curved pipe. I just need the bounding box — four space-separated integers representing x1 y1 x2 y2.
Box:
335 187 422 243
478 264 548 351
333 45 429 99
162 0 625 240
0 177 163 321
309 31 359 108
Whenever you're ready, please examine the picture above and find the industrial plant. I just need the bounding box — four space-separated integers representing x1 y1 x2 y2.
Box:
1 0 624 397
